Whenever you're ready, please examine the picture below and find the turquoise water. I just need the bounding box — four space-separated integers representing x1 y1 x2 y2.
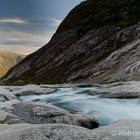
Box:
20 87 140 126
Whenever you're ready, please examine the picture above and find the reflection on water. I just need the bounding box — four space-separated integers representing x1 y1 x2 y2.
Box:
20 87 140 126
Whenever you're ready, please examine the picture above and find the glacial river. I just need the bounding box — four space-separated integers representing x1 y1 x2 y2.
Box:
20 86 140 126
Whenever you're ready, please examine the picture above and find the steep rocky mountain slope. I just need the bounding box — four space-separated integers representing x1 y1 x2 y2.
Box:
1 0 140 85
0 51 24 77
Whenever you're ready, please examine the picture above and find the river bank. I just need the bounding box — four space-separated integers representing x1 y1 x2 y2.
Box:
0 81 140 139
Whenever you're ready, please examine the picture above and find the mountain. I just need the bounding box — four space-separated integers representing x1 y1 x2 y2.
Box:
0 51 24 77
1 0 140 85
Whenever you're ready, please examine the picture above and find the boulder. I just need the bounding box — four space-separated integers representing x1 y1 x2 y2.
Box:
0 109 24 124
0 123 96 140
8 102 99 129
93 120 140 140
0 120 140 140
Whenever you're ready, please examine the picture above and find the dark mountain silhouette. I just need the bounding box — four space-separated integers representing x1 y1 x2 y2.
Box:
1 0 140 85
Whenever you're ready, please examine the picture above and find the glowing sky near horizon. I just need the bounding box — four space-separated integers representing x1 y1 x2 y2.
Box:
0 0 84 55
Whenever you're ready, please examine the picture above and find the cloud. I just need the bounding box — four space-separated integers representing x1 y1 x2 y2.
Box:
0 17 29 24
0 27 54 55
0 16 60 55
0 44 41 55
48 18 62 26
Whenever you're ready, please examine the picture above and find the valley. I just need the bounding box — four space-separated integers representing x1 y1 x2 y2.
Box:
0 51 24 77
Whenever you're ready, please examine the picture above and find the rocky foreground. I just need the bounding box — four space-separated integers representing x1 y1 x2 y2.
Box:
0 83 140 140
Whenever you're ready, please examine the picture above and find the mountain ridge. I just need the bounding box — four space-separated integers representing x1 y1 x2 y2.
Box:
1 0 140 85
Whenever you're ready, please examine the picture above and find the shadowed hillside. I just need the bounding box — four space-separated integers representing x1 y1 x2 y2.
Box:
1 0 140 85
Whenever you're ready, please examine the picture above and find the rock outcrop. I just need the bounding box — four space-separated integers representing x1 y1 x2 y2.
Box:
0 124 96 140
93 120 140 140
0 84 140 139
0 109 24 124
0 120 140 140
7 102 99 129
1 0 140 85
0 85 99 129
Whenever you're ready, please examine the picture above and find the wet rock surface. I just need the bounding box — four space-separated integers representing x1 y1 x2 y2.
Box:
94 81 140 99
7 102 99 129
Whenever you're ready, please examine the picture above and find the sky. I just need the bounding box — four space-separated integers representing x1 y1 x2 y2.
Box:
0 0 84 55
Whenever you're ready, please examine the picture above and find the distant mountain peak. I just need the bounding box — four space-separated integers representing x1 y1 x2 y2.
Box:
0 51 25 78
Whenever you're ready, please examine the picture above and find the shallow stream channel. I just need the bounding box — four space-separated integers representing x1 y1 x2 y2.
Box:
20 82 140 126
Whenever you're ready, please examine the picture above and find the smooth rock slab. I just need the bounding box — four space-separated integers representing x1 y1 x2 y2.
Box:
8 102 99 129
93 120 140 140
0 109 24 124
0 120 140 140
91 81 140 99
0 123 96 140
0 99 20 110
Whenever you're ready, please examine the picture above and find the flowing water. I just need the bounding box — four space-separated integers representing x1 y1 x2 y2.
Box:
20 86 140 126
